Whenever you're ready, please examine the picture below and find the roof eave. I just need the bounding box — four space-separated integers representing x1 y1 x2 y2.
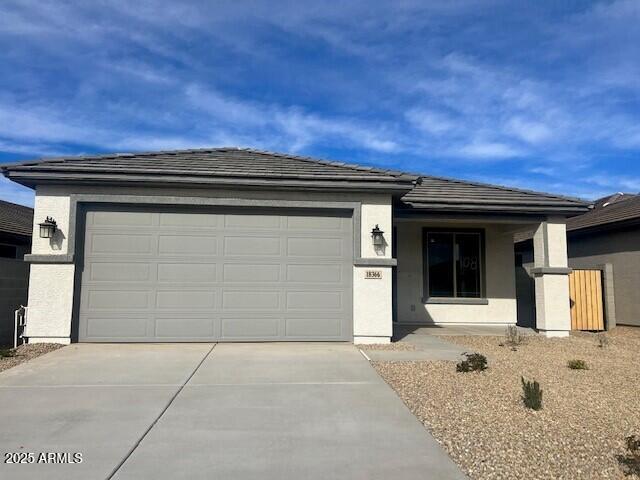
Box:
396 202 590 217
4 171 416 195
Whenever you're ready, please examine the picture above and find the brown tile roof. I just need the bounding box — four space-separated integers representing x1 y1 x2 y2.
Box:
1 147 589 215
566 193 640 232
2 147 416 187
400 175 588 214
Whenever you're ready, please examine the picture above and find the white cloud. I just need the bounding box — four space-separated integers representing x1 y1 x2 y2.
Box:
456 141 525 159
405 109 455 135
505 117 554 145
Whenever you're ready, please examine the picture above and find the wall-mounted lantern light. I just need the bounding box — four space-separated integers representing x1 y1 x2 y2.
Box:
39 217 57 239
371 224 385 247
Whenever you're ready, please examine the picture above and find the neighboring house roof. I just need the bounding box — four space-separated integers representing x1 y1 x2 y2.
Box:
0 199 33 237
1 148 418 193
566 193 640 233
1 147 590 216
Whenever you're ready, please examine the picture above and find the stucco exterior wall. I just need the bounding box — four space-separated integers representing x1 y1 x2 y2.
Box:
25 184 394 343
568 226 640 327
395 220 517 325
31 193 71 255
25 263 75 343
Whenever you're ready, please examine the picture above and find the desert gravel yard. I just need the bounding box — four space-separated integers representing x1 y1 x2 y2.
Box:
373 327 640 480
0 343 63 372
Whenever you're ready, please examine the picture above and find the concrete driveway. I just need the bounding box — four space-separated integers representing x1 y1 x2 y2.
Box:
0 343 465 480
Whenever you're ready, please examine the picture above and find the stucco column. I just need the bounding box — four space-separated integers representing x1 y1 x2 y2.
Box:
531 217 572 337
352 196 394 344
24 189 75 344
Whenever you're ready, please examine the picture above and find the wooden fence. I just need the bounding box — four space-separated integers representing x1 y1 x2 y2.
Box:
569 269 605 331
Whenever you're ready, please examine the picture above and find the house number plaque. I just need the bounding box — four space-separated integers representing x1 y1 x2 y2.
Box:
365 270 382 279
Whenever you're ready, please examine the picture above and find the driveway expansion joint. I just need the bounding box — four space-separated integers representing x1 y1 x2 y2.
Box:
105 343 217 480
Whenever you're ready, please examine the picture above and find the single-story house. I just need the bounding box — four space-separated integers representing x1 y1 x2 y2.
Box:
517 192 640 328
1 148 589 344
0 199 33 345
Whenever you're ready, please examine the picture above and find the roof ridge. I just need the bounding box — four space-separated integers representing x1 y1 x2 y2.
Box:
415 173 589 205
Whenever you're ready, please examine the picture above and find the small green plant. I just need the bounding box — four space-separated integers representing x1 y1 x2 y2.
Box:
617 434 640 476
0 349 16 358
456 353 488 373
521 376 543 410
597 334 609 348
567 359 589 370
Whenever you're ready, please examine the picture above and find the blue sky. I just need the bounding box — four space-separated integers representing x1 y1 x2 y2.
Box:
1 0 639 207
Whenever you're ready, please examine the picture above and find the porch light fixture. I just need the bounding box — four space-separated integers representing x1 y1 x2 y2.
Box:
39 217 57 239
371 224 385 247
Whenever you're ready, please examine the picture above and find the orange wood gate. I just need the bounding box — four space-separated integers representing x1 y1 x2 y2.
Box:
569 269 605 331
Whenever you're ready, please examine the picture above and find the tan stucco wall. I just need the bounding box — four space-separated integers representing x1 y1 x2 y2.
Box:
395 220 517 325
26 184 394 343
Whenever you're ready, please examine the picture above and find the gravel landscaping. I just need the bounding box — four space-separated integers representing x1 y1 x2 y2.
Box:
0 343 64 373
373 327 640 480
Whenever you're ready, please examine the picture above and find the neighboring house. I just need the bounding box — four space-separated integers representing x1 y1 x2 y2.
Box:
0 200 33 345
516 192 640 329
1 148 588 344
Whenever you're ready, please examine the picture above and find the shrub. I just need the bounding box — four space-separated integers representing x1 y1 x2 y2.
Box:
501 325 526 350
0 349 15 358
567 359 589 370
597 334 609 348
617 434 640 476
521 377 543 410
456 353 488 373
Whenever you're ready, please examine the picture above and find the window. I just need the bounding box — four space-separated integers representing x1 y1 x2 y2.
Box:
423 230 483 299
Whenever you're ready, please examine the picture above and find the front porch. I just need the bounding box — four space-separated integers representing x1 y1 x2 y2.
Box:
393 214 572 337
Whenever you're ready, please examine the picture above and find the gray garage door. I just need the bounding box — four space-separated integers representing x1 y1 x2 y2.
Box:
77 206 353 342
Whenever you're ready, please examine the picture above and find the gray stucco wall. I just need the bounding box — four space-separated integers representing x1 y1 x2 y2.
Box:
568 226 640 327
0 258 29 346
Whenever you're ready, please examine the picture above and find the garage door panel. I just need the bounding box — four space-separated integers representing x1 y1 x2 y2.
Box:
221 318 280 339
287 237 342 257
89 263 151 281
286 264 342 283
286 291 343 310
90 234 153 254
156 290 216 309
222 290 280 310
91 210 154 226
286 215 343 230
223 236 280 256
85 316 149 338
155 318 215 338
158 235 217 256
87 290 150 309
285 318 341 337
159 212 219 227
157 263 217 282
224 214 280 229
78 206 352 342
223 264 280 282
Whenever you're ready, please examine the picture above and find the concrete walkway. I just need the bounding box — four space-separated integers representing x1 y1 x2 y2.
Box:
0 343 465 480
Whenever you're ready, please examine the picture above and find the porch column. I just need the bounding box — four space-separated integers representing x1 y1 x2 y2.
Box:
531 217 572 337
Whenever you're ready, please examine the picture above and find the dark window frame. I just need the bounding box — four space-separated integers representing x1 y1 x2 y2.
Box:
422 227 486 301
